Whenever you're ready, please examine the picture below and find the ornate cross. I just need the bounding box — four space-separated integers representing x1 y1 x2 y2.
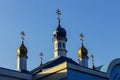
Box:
91 54 94 63
56 9 61 23
80 33 84 43
21 31 25 41
91 54 95 69
40 52 43 65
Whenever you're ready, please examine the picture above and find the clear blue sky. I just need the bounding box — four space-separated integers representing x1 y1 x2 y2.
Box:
0 0 120 70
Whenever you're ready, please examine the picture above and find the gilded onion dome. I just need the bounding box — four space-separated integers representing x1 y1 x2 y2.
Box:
17 32 28 56
78 33 88 59
78 44 88 59
17 41 28 56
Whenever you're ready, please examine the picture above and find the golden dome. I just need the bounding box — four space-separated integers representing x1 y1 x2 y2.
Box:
78 45 88 59
17 41 27 56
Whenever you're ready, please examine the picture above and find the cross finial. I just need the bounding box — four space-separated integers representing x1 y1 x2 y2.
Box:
91 54 94 62
40 52 43 66
56 9 61 24
91 54 95 70
21 31 25 41
80 33 84 44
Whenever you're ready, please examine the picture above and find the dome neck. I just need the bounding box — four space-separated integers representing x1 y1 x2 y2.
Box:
22 41 24 45
58 22 61 28
21 41 25 47
58 15 61 26
81 42 84 47
81 42 86 49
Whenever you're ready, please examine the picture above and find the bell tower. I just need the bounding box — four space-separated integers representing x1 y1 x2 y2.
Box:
52 9 67 58
78 33 89 67
17 32 28 72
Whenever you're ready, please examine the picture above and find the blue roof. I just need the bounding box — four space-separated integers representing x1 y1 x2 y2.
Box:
31 56 79 74
42 56 79 69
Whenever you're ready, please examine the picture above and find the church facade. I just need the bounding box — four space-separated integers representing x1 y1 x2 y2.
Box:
0 10 120 80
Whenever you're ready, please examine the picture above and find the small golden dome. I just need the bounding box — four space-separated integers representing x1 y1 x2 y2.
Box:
17 41 27 56
78 45 88 58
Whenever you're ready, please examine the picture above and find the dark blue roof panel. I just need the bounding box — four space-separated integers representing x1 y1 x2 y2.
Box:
31 56 79 74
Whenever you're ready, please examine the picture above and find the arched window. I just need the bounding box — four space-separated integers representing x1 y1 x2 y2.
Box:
63 43 65 48
58 42 61 48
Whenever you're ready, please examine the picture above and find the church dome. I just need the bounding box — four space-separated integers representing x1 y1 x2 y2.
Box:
17 41 28 56
78 45 88 58
53 24 66 38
